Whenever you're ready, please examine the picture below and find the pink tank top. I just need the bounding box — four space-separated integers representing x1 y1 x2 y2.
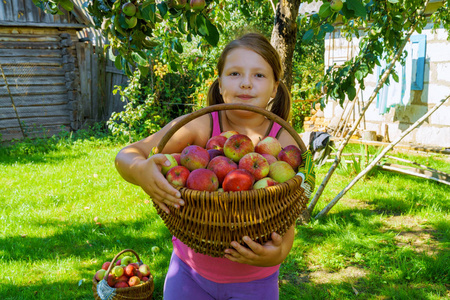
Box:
172 110 282 283
211 111 282 138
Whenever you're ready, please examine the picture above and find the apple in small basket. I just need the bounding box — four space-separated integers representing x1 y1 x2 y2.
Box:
208 149 223 160
261 153 277 165
120 256 134 267
95 269 106 281
139 264 151 277
128 276 141 287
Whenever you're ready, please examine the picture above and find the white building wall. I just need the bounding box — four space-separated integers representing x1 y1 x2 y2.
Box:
323 25 450 147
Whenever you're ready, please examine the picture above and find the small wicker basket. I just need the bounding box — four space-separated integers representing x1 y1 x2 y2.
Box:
153 103 310 257
92 249 154 300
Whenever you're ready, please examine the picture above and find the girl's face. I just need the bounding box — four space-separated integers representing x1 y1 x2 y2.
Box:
218 47 279 109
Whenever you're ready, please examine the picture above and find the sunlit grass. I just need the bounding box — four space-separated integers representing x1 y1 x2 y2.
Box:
1 138 449 299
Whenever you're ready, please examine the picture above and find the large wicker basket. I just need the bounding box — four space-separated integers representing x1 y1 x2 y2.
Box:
153 103 310 257
93 249 154 300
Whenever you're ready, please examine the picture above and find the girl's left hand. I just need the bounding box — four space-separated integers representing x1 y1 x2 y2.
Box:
223 229 292 267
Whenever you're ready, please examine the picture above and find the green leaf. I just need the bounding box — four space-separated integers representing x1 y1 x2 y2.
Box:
196 14 208 36
59 0 74 11
178 17 187 34
138 65 149 77
131 51 148 66
319 2 332 18
204 17 220 46
322 23 335 33
346 0 367 18
388 0 399 3
347 85 357 100
141 3 155 23
302 29 315 43
173 39 183 54
107 46 117 62
157 2 168 18
114 55 123 70
355 70 363 81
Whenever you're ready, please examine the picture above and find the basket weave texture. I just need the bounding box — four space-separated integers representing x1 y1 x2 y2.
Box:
153 104 311 257
92 249 154 300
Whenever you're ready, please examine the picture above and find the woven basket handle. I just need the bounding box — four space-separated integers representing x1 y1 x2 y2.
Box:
155 103 306 154
104 249 142 277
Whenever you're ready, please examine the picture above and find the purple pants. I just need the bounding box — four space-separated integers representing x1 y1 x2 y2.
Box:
163 252 280 300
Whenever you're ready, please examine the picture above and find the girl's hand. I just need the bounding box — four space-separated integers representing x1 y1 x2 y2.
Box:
223 230 291 267
137 154 184 214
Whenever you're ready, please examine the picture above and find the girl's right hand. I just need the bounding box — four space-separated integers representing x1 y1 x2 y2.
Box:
137 154 184 214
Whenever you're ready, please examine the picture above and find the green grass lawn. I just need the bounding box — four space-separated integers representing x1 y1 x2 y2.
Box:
1 136 449 299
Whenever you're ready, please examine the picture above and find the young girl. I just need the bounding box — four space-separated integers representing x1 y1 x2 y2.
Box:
115 32 306 299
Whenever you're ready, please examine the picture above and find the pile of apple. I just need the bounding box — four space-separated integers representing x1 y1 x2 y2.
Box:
94 255 152 289
160 130 303 192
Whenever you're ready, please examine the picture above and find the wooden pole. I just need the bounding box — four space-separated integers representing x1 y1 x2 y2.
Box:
307 14 425 214
315 95 450 219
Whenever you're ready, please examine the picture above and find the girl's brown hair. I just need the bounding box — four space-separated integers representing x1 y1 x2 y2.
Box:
207 33 291 121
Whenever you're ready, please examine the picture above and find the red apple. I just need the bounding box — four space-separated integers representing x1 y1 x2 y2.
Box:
142 276 149 282
186 169 219 191
277 145 303 171
261 153 277 165
255 136 282 157
222 169 255 192
107 274 117 287
130 263 139 269
220 130 239 139
206 135 227 151
238 152 270 181
269 161 296 183
166 165 190 188
223 134 254 163
115 259 121 266
207 156 238 184
102 261 111 271
180 145 210 171
116 275 129 283
208 149 223 160
128 276 141 287
139 264 151 277
124 264 137 277
171 153 181 165
253 177 278 189
135 269 143 280
161 154 178 175
95 269 106 281
115 281 129 288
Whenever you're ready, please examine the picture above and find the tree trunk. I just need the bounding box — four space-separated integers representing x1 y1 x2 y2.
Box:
271 0 302 91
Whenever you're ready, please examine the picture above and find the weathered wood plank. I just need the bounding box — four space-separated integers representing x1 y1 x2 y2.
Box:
14 0 27 23
0 56 62 66
0 84 67 97
0 115 71 128
0 124 69 140
0 0 14 21
0 48 61 58
0 41 61 49
0 35 60 42
0 20 86 28
24 0 40 23
0 76 66 87
0 93 68 107
0 65 65 76
0 104 69 119
92 51 99 120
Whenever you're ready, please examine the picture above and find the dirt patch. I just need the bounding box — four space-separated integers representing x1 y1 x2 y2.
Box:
381 215 441 256
308 266 369 284
340 198 374 210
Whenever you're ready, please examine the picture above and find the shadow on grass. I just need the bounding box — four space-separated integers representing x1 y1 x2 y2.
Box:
0 219 172 300
283 203 450 299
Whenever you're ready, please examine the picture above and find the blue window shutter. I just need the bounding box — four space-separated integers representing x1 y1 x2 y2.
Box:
410 35 426 90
